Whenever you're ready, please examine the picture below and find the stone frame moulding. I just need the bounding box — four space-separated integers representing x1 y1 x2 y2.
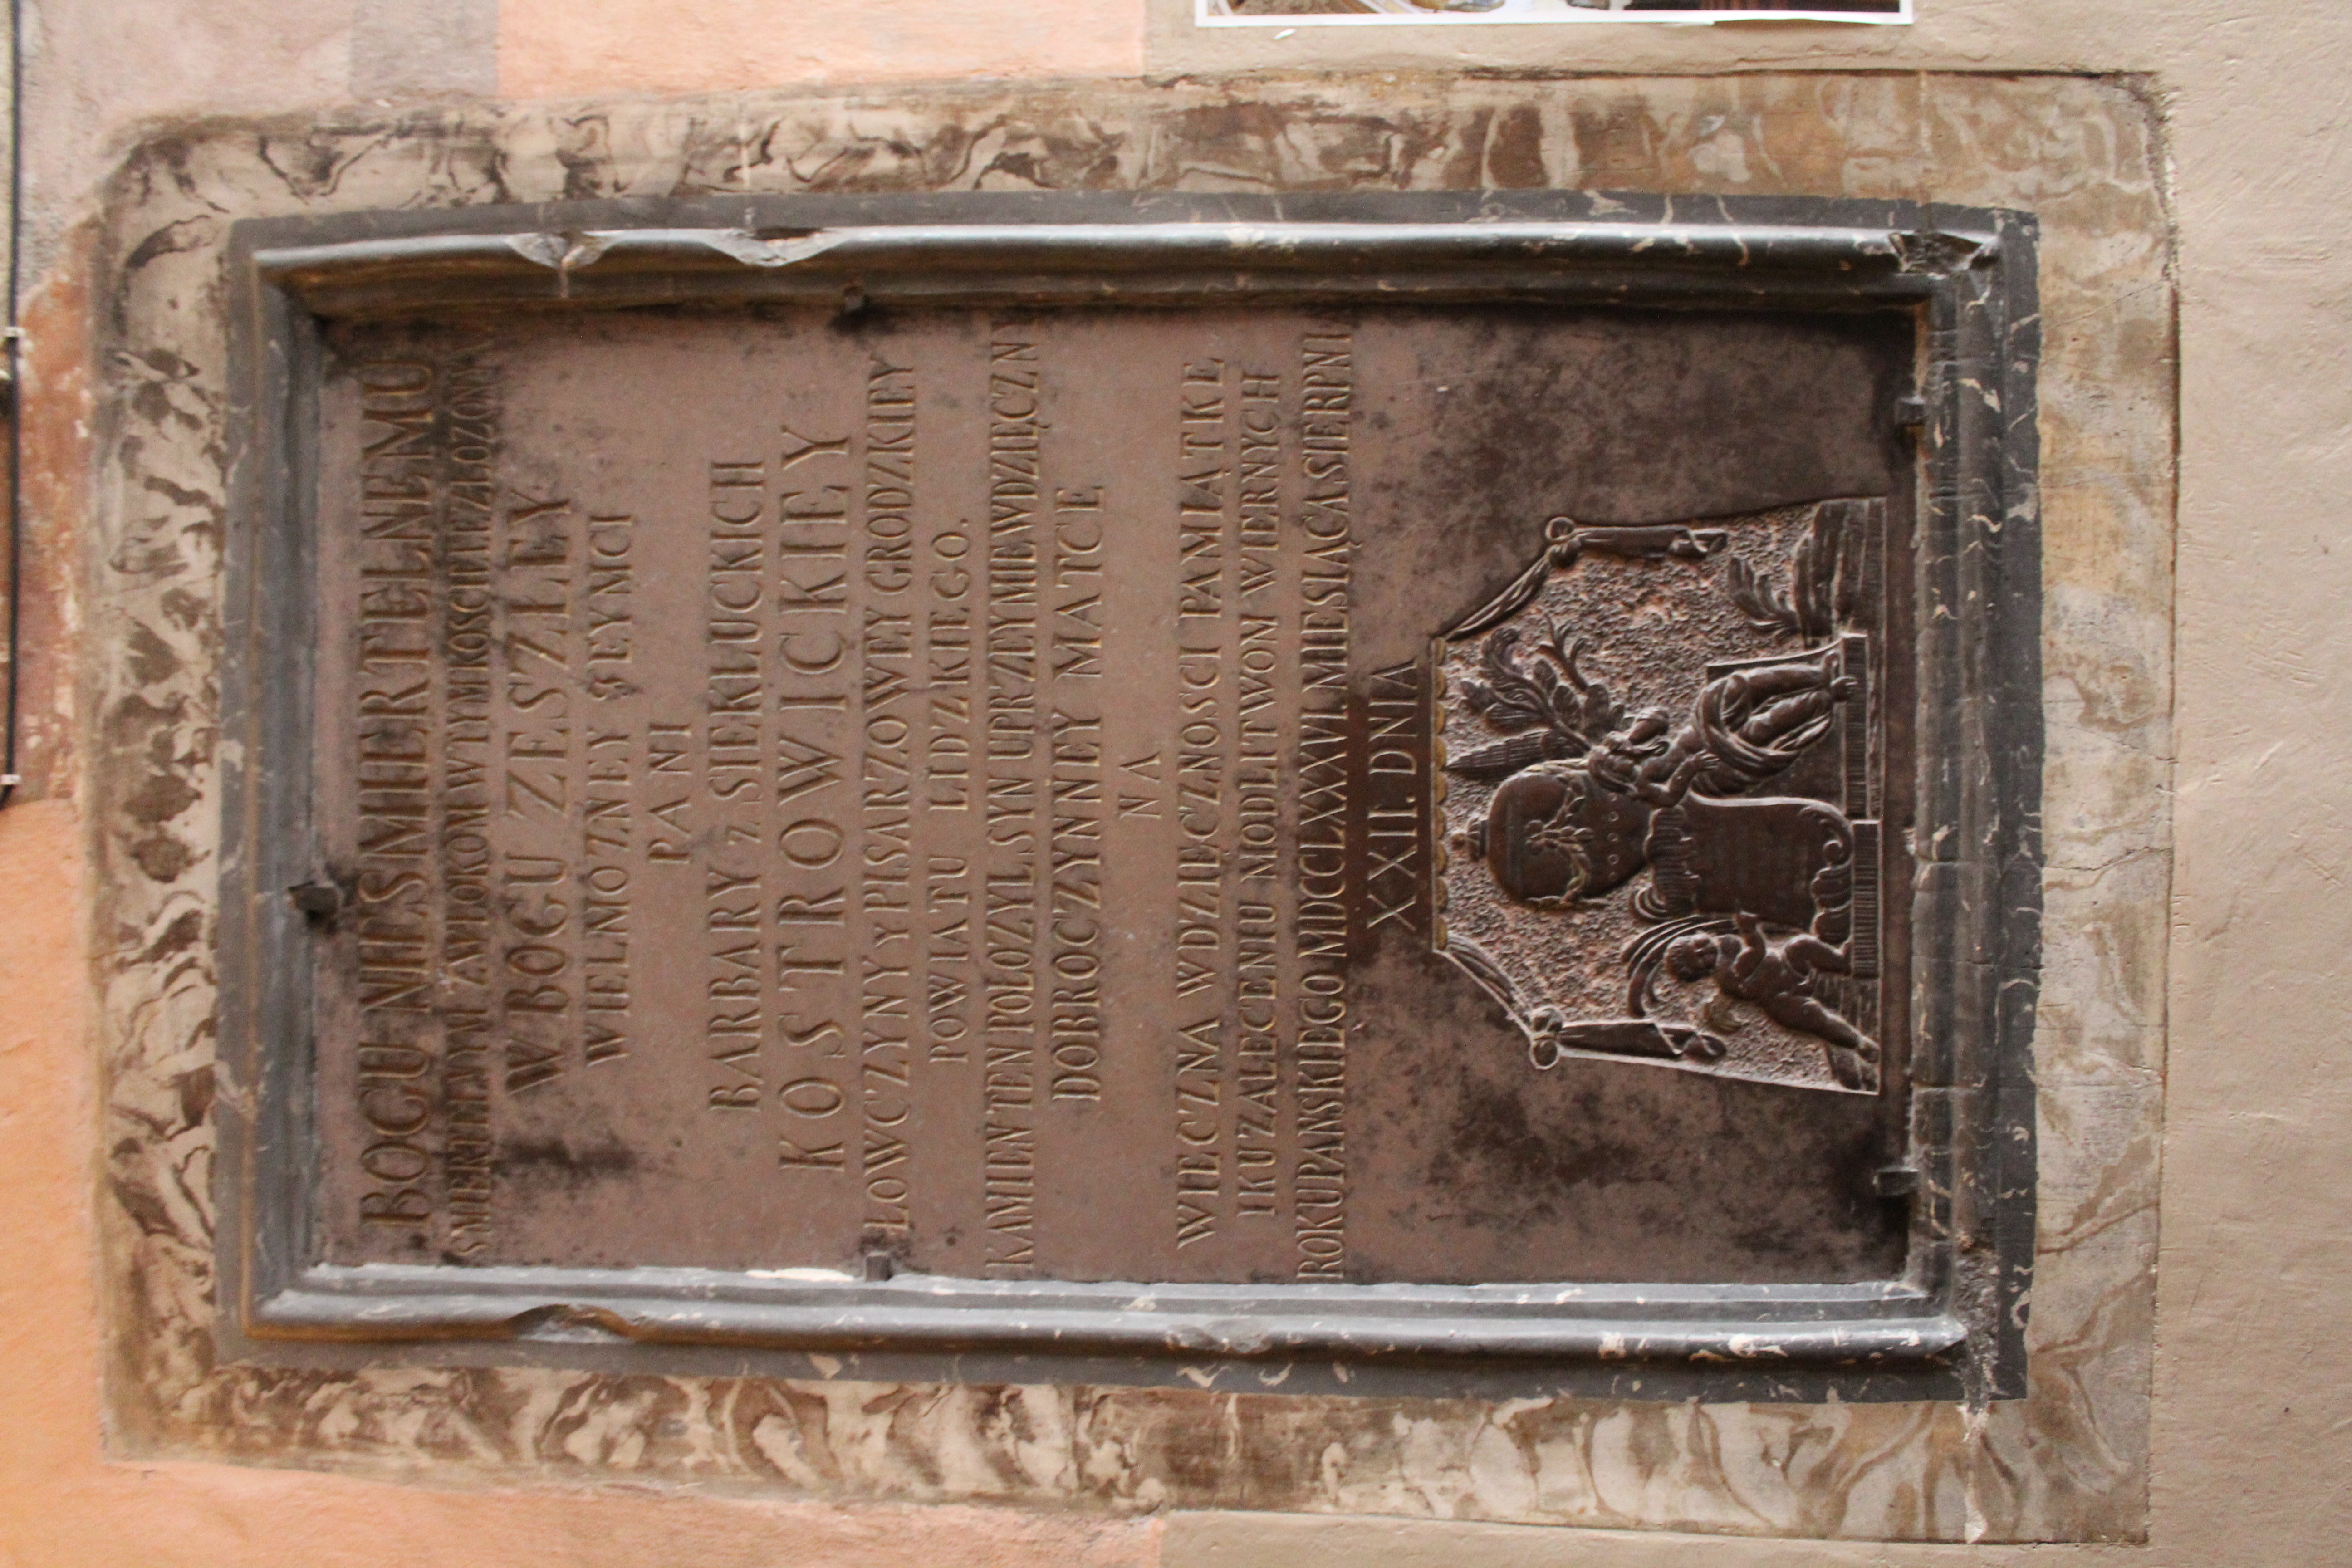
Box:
216 190 2040 1406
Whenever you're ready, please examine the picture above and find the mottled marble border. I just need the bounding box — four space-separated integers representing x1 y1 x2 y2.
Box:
85 71 2168 1542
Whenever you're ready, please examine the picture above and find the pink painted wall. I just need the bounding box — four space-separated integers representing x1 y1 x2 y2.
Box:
501 0 1145 98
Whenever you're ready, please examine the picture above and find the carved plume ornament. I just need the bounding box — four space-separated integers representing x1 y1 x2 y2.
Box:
1435 500 1889 1094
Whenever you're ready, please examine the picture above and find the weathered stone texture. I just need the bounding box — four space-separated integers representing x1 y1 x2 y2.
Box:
86 71 2170 1542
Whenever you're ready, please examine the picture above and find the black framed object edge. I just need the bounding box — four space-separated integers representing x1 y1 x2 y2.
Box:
214 191 2039 1405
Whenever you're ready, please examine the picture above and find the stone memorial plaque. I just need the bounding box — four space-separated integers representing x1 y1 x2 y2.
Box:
220 195 2038 1400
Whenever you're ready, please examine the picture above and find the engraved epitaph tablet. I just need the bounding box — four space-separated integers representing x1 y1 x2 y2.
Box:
219 195 2039 1400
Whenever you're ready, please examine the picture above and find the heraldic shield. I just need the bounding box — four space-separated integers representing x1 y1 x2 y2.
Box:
1434 500 1897 1096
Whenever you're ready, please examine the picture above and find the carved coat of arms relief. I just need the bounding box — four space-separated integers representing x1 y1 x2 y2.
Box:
1434 500 1891 1096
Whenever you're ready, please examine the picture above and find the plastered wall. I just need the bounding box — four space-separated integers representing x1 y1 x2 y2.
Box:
1 2 2346 1565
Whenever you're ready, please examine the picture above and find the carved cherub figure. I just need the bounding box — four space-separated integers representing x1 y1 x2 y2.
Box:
1663 911 1880 1090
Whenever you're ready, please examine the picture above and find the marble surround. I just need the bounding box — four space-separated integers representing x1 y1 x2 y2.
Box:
83 71 2170 1542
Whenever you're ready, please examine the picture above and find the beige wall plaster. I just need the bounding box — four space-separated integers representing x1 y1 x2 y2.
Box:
353 0 497 101
499 0 1146 100
19 0 352 279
